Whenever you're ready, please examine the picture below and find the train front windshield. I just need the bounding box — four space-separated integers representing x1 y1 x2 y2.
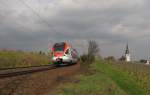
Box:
53 43 65 52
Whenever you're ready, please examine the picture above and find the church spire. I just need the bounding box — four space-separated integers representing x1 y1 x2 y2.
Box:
125 43 129 54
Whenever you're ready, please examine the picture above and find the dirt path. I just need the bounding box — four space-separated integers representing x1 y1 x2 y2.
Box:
0 63 80 95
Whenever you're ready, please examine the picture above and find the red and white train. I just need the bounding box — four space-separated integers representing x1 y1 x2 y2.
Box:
51 42 78 65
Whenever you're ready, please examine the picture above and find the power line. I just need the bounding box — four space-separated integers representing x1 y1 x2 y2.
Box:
18 0 57 32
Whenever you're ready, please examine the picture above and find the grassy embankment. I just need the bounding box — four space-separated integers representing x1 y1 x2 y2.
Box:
57 59 150 95
0 50 50 69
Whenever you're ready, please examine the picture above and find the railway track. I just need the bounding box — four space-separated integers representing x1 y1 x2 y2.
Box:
0 65 57 79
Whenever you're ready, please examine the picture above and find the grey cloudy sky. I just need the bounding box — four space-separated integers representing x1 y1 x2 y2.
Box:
0 0 150 60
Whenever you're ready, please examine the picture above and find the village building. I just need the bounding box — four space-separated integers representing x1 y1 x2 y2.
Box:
146 60 150 65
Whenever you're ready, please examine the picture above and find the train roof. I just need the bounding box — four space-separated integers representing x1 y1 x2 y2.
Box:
54 42 66 45
53 42 71 48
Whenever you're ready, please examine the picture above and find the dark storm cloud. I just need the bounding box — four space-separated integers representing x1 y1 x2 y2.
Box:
45 6 133 44
0 0 150 59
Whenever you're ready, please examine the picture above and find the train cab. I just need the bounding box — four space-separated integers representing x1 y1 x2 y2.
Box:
51 42 78 65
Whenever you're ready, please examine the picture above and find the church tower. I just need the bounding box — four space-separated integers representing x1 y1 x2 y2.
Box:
125 43 131 62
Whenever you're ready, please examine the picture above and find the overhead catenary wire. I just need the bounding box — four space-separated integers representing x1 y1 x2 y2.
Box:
18 0 57 33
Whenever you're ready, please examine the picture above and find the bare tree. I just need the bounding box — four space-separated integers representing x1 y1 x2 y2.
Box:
105 56 116 61
87 40 100 63
80 40 100 64
88 40 100 56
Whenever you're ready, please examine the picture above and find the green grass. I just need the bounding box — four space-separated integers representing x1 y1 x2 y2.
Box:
92 60 145 95
112 62 150 95
57 59 149 95
0 50 50 68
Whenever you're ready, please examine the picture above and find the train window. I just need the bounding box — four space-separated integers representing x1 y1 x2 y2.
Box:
65 49 69 54
53 42 65 51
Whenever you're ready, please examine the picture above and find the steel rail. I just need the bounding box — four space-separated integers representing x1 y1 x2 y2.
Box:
0 65 52 70
0 65 57 79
